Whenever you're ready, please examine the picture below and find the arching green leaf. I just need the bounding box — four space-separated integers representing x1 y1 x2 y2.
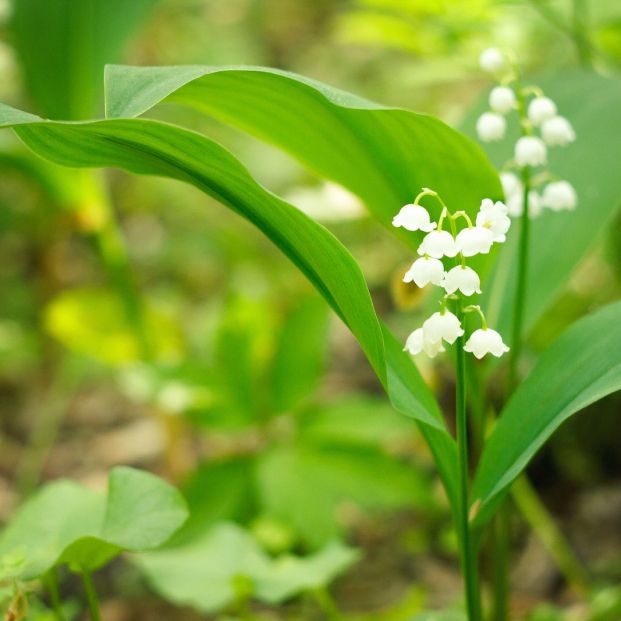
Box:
0 103 459 512
471 301 621 527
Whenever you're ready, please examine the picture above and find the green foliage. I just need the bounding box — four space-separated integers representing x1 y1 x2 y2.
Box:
0 89 461 516
463 70 621 341
133 522 359 613
44 287 181 365
11 0 160 119
0 467 188 579
472 300 621 527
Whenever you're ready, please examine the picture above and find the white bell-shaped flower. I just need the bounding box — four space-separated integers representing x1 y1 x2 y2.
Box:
500 172 521 200
541 115 575 147
476 112 506 142
442 266 482 297
479 48 506 73
423 311 464 345
403 256 446 288
417 230 458 259
392 203 437 232
404 328 445 358
464 328 510 359
455 226 494 257
514 136 547 167
527 97 557 126
476 198 511 242
542 181 577 211
506 189 542 218
489 86 516 114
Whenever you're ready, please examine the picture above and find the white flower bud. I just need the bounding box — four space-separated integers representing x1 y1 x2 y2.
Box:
489 86 516 114
403 256 445 288
423 311 464 345
500 172 521 200
527 97 557 126
455 226 494 257
479 48 506 73
464 328 510 359
541 115 575 147
392 203 437 232
476 198 511 242
442 266 482 297
476 112 506 142
417 230 458 259
514 136 547 167
404 327 445 358
506 190 542 218
542 181 577 211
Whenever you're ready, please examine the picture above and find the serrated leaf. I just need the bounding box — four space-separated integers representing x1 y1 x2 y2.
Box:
471 301 621 527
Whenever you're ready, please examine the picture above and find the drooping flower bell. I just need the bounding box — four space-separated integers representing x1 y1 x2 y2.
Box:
443 266 481 296
527 97 557 126
404 328 445 358
393 203 437 232
418 230 458 259
423 311 465 345
464 328 510 359
476 199 511 242
456 226 494 257
403 256 446 288
489 86 516 115
541 180 577 211
514 136 547 167
476 112 506 142
479 47 506 74
541 115 575 147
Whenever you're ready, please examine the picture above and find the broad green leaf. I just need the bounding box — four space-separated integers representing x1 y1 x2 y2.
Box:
11 0 160 119
103 65 501 247
462 71 621 340
270 296 329 414
471 301 621 528
0 103 459 514
256 443 433 547
43 287 181 365
0 467 188 578
134 522 359 612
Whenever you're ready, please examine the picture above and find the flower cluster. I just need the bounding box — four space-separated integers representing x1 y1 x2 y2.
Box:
477 48 577 219
394 189 510 359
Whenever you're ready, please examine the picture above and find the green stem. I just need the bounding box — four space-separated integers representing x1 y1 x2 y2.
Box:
507 165 531 392
45 568 66 621
511 475 589 593
455 307 482 621
81 570 102 621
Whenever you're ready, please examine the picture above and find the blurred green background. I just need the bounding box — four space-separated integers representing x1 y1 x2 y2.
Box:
0 0 620 619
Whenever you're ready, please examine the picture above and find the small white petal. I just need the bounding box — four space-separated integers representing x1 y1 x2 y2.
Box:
403 256 446 288
392 203 437 232
541 116 575 147
455 226 494 257
500 172 522 200
442 266 482 296
479 48 506 73
527 97 557 126
514 136 547 167
476 112 506 142
476 199 511 242
464 328 510 359
417 230 458 259
404 327 445 358
542 181 577 211
489 86 516 115
423 311 464 345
